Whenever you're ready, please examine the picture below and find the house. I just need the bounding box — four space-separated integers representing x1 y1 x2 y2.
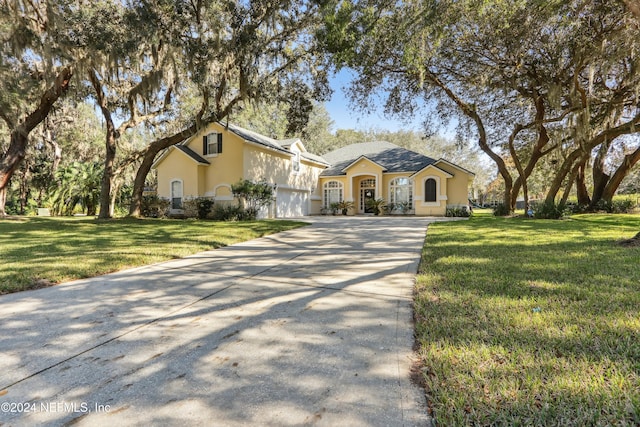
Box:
153 123 474 217
318 141 474 216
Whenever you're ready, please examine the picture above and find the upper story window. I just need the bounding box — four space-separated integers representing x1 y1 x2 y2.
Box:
425 178 437 202
292 150 301 174
203 133 222 156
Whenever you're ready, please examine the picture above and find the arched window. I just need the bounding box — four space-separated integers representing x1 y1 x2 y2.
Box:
389 177 413 207
425 178 437 202
323 181 343 209
170 180 183 209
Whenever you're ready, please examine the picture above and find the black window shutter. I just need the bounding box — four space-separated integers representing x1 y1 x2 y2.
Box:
203 135 207 155
217 133 223 153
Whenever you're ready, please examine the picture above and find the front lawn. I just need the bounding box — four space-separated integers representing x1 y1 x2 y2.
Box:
415 212 640 426
0 217 306 295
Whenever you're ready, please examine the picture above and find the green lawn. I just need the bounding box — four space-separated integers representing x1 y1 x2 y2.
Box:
415 212 640 426
0 216 307 295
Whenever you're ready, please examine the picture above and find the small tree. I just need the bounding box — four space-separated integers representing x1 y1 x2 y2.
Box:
231 179 274 219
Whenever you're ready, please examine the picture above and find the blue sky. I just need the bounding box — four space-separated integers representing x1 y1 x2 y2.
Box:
325 69 424 133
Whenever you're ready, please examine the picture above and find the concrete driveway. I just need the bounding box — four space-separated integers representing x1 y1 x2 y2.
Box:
0 216 444 426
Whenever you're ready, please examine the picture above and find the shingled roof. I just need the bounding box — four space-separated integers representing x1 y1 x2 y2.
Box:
175 145 210 165
223 123 330 166
321 141 438 176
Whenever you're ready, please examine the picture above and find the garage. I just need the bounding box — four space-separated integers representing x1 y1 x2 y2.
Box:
276 188 309 217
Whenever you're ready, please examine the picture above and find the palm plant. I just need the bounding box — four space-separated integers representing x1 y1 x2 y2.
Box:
337 200 355 215
366 198 386 215
52 162 102 215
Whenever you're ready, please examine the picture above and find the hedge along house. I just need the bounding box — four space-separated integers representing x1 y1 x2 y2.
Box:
153 124 475 217
152 122 329 218
318 142 475 216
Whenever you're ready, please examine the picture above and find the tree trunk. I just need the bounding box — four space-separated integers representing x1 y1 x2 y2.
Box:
575 158 591 205
560 158 585 205
0 67 73 216
0 186 6 216
98 128 117 219
89 68 118 220
590 140 611 206
424 69 513 210
129 123 202 217
600 145 640 202
19 165 31 215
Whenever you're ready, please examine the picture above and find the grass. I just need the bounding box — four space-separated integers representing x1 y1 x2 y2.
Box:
415 211 640 426
0 216 307 295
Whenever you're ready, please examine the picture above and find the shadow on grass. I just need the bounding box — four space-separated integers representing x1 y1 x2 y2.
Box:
0 217 308 294
416 213 640 426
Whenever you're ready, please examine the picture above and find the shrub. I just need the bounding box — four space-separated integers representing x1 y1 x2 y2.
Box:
141 195 170 218
231 179 274 212
569 203 590 214
365 198 386 215
337 200 354 215
611 199 636 213
182 198 198 218
190 197 215 219
446 206 471 217
211 204 243 221
492 203 510 216
533 200 567 219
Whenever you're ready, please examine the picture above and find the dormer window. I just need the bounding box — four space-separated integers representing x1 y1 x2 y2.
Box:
203 133 223 156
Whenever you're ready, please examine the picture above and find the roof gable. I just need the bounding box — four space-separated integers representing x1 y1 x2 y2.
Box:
152 145 210 169
176 145 210 165
341 155 387 172
410 163 454 178
435 158 476 176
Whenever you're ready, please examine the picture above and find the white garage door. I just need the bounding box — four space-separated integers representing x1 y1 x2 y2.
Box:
276 189 308 218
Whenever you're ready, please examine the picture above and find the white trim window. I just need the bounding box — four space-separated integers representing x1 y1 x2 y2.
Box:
323 181 343 209
292 150 301 174
170 180 183 209
203 132 222 156
389 177 413 207
422 176 442 206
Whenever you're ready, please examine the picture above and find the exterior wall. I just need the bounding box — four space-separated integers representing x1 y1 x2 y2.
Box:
412 167 451 216
186 123 245 199
156 150 203 200
242 145 320 192
436 162 473 207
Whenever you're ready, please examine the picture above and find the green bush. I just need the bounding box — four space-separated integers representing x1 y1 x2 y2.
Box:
185 197 215 219
231 179 274 212
612 199 636 213
569 203 590 214
445 206 471 217
140 195 170 218
182 199 199 218
211 204 242 221
533 200 567 219
492 203 510 216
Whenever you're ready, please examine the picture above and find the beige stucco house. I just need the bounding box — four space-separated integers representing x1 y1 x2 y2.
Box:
153 123 475 217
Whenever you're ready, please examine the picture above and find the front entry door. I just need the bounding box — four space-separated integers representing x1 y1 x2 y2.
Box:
359 178 377 213
362 188 375 213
